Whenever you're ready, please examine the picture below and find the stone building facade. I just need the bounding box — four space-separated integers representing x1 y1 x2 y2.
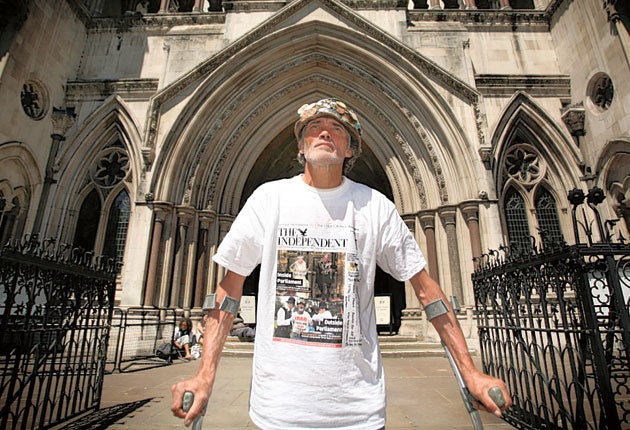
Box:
0 0 628 336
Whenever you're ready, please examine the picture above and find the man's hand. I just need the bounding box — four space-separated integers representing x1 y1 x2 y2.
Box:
171 377 212 426
464 370 512 417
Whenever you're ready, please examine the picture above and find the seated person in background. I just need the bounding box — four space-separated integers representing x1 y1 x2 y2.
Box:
190 314 208 359
173 318 193 359
230 314 256 342
194 314 208 346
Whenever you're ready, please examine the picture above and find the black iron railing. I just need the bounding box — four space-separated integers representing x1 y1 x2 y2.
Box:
106 307 179 373
0 237 117 430
473 188 629 429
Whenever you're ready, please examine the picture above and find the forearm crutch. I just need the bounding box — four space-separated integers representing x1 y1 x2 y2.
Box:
426 297 506 430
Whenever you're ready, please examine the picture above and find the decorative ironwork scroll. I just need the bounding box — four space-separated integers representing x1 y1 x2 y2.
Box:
0 236 117 429
473 187 629 429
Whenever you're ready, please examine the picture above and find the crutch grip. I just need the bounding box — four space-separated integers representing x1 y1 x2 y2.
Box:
182 391 194 412
488 386 506 409
182 391 205 430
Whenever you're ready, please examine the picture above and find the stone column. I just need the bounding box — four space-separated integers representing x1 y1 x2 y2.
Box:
460 201 482 261
213 214 234 289
170 207 194 307
192 0 203 11
499 0 511 9
418 210 439 283
158 0 169 12
194 211 216 307
399 213 424 337
428 0 441 8
438 205 464 303
144 204 169 306
463 0 477 9
401 213 421 311
32 107 76 235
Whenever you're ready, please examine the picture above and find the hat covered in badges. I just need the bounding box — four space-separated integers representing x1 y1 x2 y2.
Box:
294 98 362 172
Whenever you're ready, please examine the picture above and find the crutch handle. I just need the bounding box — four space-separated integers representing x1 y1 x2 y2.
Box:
182 391 205 430
488 386 506 409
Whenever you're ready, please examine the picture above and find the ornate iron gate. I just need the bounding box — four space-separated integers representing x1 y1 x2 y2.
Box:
0 238 117 429
472 188 630 429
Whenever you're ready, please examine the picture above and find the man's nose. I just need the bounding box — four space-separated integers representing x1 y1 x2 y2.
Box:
319 129 332 139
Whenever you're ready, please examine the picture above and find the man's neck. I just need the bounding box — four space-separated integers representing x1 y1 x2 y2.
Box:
302 164 344 189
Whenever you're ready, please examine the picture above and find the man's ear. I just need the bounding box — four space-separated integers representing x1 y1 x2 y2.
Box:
298 140 304 154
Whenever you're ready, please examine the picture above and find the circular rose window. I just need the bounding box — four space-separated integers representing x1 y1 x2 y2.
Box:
588 73 614 112
20 80 49 120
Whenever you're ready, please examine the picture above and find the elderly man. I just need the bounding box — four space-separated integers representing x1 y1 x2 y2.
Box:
171 97 511 429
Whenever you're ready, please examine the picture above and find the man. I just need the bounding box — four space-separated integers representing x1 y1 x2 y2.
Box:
312 301 333 324
274 296 294 338
171 97 511 429
290 300 312 340
316 253 336 299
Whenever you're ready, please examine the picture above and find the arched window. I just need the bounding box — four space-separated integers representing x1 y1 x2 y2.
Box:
74 189 101 250
499 143 566 251
72 139 131 271
535 188 564 249
504 187 531 251
103 189 131 263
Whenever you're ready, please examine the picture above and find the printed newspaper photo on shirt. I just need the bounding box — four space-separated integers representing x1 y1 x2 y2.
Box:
273 223 361 347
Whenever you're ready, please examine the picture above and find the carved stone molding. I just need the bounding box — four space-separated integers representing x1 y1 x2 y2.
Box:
560 102 586 137
51 107 77 136
87 12 225 31
223 0 287 12
176 205 196 225
408 9 549 30
474 74 571 97
418 210 436 230
66 79 159 102
459 200 479 222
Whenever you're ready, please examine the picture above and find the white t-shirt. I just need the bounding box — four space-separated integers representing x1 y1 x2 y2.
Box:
213 175 426 430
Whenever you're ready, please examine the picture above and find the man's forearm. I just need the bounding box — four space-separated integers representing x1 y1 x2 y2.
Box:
196 271 245 386
410 270 479 381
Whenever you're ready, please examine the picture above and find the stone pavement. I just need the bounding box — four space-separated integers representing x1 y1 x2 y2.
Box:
92 355 513 429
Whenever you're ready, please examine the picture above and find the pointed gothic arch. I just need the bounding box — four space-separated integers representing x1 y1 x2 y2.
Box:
47 96 139 268
492 92 582 247
0 142 41 242
595 138 630 233
149 19 482 217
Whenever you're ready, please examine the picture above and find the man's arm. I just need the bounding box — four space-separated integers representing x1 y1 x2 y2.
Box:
170 270 246 426
409 269 512 417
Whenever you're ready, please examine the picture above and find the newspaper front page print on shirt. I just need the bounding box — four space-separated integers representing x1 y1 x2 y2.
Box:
273 222 361 348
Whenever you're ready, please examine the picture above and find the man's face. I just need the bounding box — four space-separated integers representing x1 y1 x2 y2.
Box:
299 117 352 168
297 303 305 313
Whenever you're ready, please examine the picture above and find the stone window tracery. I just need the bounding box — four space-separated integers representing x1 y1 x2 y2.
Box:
90 147 130 188
103 189 131 264
535 188 564 248
500 142 564 251
504 145 543 185
73 140 132 271
504 187 531 250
